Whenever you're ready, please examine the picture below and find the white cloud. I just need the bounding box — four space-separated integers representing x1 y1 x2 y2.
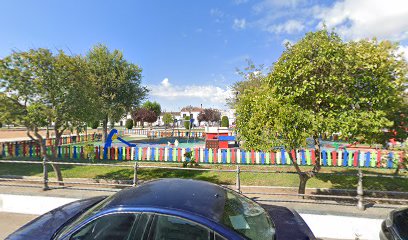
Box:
210 8 224 18
233 18 247 30
150 78 232 105
161 78 170 87
316 0 408 41
267 20 304 34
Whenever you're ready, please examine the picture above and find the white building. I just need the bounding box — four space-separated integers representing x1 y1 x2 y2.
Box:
180 106 203 127
220 109 236 126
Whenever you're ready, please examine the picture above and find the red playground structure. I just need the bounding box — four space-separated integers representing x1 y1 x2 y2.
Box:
204 127 236 149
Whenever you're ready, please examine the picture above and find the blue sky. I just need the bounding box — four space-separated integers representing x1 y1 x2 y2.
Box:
1 0 407 111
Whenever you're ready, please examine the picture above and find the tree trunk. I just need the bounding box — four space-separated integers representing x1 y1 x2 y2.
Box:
313 134 322 173
51 127 64 186
46 124 50 139
102 115 108 142
85 125 88 141
298 173 310 195
288 149 311 195
29 127 65 187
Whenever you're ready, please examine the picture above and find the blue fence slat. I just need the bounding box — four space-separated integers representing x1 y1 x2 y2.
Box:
103 147 108 160
73 146 77 159
242 151 246 164
343 151 348 167
281 149 286 165
29 145 33 157
365 152 370 167
15 144 19 156
261 152 265 164
134 147 139 160
222 149 227 164
204 149 209 163
301 150 306 165
169 148 173 161
387 152 394 168
186 148 190 162
118 148 123 160
322 150 327 166
151 147 155 161
58 146 62 158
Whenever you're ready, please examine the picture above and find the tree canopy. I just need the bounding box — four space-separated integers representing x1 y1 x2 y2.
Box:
221 116 229 127
197 108 221 126
0 49 101 183
163 113 174 126
86 44 148 140
142 101 161 116
234 29 407 193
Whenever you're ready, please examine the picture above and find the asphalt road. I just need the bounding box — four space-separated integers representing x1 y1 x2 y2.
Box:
0 212 38 239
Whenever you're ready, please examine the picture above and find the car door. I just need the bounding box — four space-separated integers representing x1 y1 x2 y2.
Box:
147 214 227 240
65 212 153 240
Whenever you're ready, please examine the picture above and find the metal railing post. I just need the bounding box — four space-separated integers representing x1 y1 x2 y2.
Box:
236 165 241 193
357 168 365 210
133 162 138 187
43 156 49 191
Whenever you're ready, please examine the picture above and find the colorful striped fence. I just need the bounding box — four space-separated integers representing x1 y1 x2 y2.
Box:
44 133 102 146
120 129 232 138
0 134 102 149
1 143 404 169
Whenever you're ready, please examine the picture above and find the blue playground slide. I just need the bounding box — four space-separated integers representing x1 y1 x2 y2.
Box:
104 129 136 148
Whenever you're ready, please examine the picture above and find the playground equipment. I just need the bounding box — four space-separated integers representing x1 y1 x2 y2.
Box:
204 127 236 149
104 129 136 148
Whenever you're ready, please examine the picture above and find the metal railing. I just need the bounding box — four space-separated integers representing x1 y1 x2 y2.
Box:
0 159 407 211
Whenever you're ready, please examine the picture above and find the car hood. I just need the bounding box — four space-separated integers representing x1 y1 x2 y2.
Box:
6 196 106 240
266 205 316 240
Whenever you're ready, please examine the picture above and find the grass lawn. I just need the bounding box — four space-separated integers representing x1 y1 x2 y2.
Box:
0 160 407 192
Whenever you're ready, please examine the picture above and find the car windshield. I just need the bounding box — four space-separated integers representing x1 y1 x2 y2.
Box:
221 188 275 240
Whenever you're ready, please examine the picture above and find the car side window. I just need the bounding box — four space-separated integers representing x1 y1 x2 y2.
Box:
150 215 211 240
70 213 138 240
214 232 227 240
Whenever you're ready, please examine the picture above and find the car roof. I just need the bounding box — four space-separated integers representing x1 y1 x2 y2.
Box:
99 178 227 222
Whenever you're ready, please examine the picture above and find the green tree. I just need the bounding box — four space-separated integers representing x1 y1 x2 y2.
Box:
235 29 407 194
0 49 100 185
221 116 229 127
125 119 134 129
86 44 148 141
184 116 191 129
90 120 99 129
163 113 174 128
143 101 161 116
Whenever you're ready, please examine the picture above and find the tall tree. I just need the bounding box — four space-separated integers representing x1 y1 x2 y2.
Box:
197 108 221 126
235 29 407 194
132 108 157 127
86 44 148 141
0 49 100 184
163 113 174 128
143 101 161 117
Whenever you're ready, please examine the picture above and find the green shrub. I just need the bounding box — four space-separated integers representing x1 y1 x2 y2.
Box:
221 116 229 127
184 116 191 129
0 122 2 128
125 119 134 129
90 121 99 129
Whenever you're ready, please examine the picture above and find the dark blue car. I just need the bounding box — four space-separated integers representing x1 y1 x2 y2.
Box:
7 179 315 240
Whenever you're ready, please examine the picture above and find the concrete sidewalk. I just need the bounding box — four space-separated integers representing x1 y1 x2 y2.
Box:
0 183 398 218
